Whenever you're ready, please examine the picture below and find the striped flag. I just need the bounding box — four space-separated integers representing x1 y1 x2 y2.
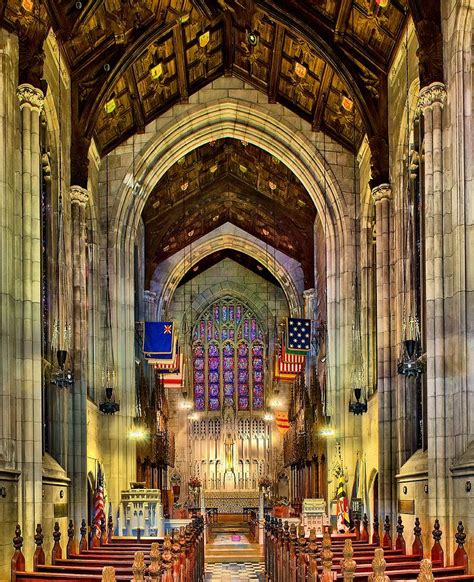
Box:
275 411 289 434
336 473 350 532
148 343 179 371
273 340 305 380
162 354 186 389
281 342 305 367
274 354 298 380
93 466 106 541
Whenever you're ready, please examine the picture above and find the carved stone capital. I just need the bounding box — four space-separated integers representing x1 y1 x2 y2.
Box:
371 183 392 204
418 82 447 112
144 290 157 303
302 288 315 300
17 83 44 112
70 186 89 207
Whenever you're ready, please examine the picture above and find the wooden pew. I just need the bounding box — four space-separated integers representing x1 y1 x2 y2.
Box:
264 515 471 582
12 516 206 582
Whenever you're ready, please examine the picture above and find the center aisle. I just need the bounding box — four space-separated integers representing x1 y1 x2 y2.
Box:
204 517 264 581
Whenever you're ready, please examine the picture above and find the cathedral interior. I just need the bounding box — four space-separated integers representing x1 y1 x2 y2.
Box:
0 0 473 580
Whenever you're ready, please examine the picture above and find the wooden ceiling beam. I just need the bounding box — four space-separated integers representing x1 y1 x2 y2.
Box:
124 67 146 133
268 22 284 104
146 172 313 245
71 0 103 35
172 22 189 103
223 12 234 75
258 0 380 138
78 19 175 138
44 0 73 34
334 0 352 43
311 64 333 132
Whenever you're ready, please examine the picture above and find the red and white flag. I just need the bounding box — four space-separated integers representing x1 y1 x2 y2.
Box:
93 466 106 540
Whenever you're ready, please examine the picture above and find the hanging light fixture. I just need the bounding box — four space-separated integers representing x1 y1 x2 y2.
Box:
99 154 120 415
319 115 336 432
348 81 367 415
51 37 73 389
398 18 424 378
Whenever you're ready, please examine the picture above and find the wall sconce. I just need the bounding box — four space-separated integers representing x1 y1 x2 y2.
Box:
424 484 429 494
466 481 471 493
403 486 408 495
0 487 6 498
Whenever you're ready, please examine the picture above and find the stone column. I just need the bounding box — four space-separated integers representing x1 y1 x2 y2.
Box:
17 82 45 559
303 288 316 387
371 183 396 520
70 186 89 528
418 82 447 528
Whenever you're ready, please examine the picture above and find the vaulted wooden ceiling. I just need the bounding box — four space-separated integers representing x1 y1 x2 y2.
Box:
2 0 414 187
143 137 316 287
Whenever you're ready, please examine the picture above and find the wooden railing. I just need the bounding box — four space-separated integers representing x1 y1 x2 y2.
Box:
11 516 205 582
264 515 471 582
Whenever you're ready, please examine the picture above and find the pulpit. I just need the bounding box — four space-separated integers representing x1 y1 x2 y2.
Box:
301 498 330 535
118 484 164 537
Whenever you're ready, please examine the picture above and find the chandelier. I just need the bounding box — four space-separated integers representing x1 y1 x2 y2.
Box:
50 44 73 389
99 154 120 415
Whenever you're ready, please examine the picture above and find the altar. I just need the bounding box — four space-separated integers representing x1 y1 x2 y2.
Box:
204 490 260 514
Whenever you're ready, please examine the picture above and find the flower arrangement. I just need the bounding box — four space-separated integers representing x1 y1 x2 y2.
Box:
258 476 273 490
188 476 202 489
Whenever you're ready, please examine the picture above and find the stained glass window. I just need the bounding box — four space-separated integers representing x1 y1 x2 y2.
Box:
192 299 265 412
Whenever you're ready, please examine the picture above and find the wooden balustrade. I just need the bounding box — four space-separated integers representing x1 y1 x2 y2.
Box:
9 514 471 582
11 516 206 582
417 559 434 582
431 519 444 567
52 522 62 564
395 516 406 554
361 514 369 543
341 539 357 581
412 517 423 557
263 516 471 582
382 516 392 549
67 520 78 558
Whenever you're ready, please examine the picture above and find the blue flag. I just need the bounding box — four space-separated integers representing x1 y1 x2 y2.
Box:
143 321 175 358
286 318 311 353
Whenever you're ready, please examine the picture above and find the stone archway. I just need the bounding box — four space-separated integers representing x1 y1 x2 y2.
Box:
153 228 304 319
102 97 355 506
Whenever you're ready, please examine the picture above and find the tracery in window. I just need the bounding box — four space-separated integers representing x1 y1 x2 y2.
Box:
192 299 265 412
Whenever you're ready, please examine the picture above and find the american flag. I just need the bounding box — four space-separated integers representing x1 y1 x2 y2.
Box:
93 466 106 539
281 341 305 366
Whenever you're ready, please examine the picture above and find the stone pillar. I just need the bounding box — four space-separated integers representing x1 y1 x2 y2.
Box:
418 82 447 528
371 183 396 520
70 186 89 528
17 82 45 560
303 288 316 386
